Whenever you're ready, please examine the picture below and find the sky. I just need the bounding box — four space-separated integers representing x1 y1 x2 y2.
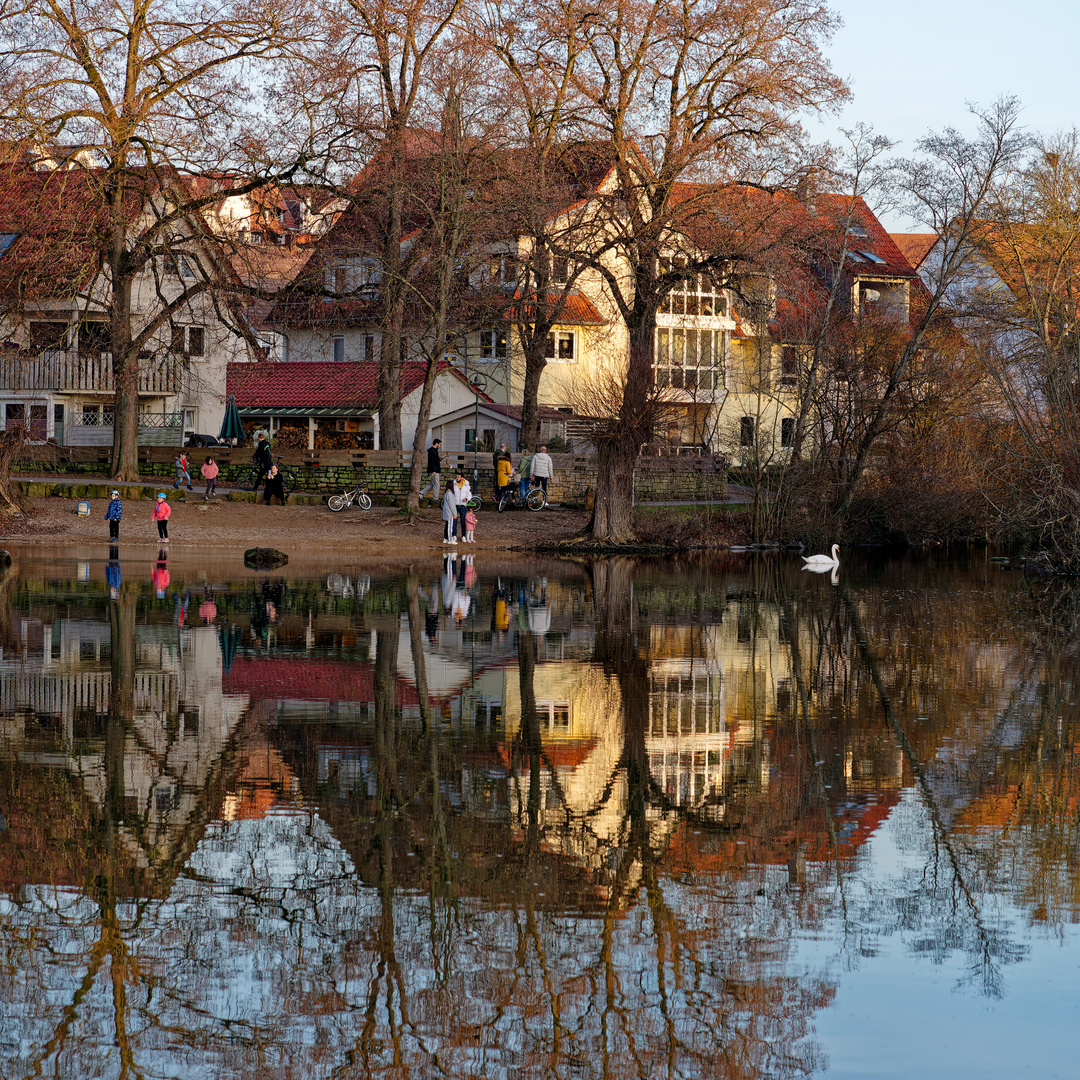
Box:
815 0 1080 231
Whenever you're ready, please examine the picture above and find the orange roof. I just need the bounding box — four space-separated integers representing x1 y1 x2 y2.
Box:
890 232 938 271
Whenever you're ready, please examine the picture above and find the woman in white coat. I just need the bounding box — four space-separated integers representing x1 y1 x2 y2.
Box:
441 482 459 544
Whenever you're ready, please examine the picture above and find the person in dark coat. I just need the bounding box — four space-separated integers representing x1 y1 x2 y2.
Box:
420 438 443 503
252 434 273 490
263 464 286 505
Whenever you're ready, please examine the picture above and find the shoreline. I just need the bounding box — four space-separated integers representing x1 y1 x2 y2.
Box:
0 496 593 559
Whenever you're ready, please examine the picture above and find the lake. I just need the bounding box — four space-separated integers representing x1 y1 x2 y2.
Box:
0 544 1077 1079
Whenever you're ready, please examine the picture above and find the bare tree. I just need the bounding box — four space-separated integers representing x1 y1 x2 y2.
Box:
0 0 306 479
562 0 847 543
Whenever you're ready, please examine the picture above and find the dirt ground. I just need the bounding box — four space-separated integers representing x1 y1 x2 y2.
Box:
0 494 590 560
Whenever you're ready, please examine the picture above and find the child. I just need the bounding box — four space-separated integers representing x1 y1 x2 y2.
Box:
152 492 171 543
174 451 193 491
104 489 122 541
201 456 218 500
464 506 477 544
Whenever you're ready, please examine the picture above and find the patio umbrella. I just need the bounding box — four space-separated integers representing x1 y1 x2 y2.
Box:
218 393 246 443
219 624 241 675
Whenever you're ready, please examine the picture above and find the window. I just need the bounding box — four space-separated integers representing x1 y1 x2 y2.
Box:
655 327 723 391
364 335 375 363
740 415 755 446
659 269 727 317
546 330 575 363
165 254 196 279
78 321 110 356
326 257 381 295
488 252 516 285
5 403 24 428
549 253 572 285
780 345 799 385
847 222 869 239
781 417 795 447
171 326 205 357
29 321 68 354
479 328 508 360
332 336 345 363
0 232 18 257
858 250 887 265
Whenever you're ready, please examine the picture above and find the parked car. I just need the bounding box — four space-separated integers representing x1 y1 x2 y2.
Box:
185 433 221 447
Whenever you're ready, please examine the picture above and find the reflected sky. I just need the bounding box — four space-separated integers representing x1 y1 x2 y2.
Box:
0 545 1078 1078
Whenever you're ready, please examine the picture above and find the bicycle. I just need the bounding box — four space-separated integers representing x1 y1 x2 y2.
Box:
326 484 372 512
234 455 298 495
497 483 546 512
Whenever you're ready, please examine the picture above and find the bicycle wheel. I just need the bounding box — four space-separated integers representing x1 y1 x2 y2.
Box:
234 465 257 489
279 465 298 494
526 488 546 511
357 491 372 510
497 491 509 513
466 496 481 512
327 494 347 512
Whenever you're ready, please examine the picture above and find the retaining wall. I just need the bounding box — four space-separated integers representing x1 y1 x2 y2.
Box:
15 446 728 504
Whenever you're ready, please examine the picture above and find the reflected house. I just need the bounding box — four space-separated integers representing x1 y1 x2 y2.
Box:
502 659 626 865
0 614 249 881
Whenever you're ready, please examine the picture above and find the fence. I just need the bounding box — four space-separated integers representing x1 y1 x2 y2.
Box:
0 351 180 394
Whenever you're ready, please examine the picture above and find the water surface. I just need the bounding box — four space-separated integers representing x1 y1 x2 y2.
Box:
0 544 1077 1078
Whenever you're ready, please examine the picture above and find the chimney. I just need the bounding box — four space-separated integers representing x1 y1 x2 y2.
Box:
795 168 818 215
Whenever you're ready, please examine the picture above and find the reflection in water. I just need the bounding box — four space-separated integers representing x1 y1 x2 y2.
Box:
0 550 1078 1077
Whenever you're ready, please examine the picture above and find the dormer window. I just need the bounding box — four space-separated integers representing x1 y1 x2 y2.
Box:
847 222 869 239
326 257 382 295
488 252 517 286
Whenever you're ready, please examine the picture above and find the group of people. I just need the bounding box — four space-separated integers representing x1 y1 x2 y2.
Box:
421 439 555 541
439 471 478 545
174 451 219 500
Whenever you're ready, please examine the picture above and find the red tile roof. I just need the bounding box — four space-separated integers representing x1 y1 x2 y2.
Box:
227 359 485 409
890 232 938 271
0 164 150 300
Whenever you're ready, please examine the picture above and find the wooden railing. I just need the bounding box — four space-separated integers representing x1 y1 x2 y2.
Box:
0 351 181 394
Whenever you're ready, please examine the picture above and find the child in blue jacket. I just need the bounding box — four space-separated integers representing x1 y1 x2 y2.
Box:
105 490 122 541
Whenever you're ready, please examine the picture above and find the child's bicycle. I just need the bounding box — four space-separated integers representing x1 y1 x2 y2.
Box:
326 485 372 512
498 483 547 512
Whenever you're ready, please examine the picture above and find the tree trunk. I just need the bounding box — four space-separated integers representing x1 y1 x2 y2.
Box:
107 182 140 481
589 314 656 543
519 341 547 452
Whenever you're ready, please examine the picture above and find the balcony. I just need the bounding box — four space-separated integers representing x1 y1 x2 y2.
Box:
0 350 181 395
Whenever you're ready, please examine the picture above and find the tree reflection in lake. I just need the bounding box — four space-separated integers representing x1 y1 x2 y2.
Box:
0 550 1078 1077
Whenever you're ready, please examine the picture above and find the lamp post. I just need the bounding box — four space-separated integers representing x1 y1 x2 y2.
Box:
471 372 487 496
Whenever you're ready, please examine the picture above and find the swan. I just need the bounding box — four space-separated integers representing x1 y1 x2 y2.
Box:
802 543 840 569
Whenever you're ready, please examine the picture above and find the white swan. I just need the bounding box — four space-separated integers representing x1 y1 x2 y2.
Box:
802 543 840 569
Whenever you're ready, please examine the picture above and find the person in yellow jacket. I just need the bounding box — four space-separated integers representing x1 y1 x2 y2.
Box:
495 454 513 502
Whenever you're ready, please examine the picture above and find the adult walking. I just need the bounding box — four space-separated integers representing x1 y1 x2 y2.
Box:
251 432 273 491
441 478 459 544
419 438 443 503
530 444 554 504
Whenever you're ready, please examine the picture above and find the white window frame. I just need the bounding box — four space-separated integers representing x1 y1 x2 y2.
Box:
332 335 345 363
546 330 576 363
172 325 206 358
478 328 508 361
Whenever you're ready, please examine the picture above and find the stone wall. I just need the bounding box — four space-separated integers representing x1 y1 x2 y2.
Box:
15 447 728 504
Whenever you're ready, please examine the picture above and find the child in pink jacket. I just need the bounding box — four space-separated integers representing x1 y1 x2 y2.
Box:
201 456 219 500
152 493 171 543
